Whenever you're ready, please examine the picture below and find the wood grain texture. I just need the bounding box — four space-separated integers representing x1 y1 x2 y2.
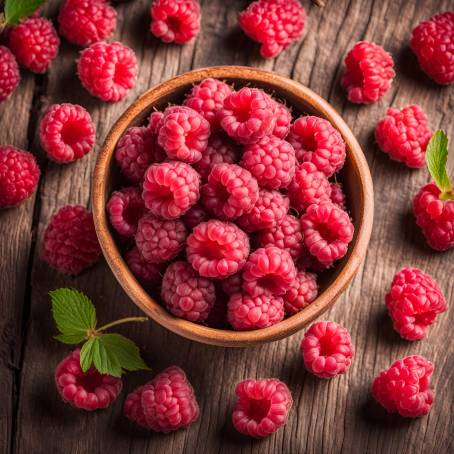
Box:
0 0 453 453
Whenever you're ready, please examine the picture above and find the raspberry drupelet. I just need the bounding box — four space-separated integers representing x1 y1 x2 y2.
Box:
239 0 305 59
288 115 346 177
186 220 250 278
375 105 432 168
410 12 454 85
125 247 163 286
301 321 354 378
39 103 96 163
283 271 318 315
330 182 347 210
150 0 201 44
0 146 40 208
78 41 137 102
242 246 296 297
271 100 292 139
0 46 20 103
161 261 215 322
232 378 293 438
385 267 447 341
182 203 208 230
147 110 164 132
201 163 259 220
55 349 122 411
124 384 151 428
342 41 395 104
142 161 201 219
58 0 117 47
372 355 434 417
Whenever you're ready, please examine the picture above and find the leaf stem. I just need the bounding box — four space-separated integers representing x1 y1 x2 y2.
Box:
96 316 148 333
440 190 454 201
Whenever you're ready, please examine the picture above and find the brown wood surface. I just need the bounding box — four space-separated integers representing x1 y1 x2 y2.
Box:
1 0 453 453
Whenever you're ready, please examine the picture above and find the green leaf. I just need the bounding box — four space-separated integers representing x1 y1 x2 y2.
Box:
4 0 47 25
92 336 122 377
54 333 86 345
426 130 452 194
80 337 97 373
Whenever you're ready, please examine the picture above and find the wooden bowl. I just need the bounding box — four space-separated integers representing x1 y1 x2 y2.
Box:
92 66 374 347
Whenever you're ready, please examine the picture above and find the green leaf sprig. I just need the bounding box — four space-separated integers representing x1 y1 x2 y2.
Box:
50 288 150 378
1 0 47 31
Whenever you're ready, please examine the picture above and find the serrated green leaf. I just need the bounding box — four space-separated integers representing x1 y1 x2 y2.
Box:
92 336 122 377
54 333 86 345
80 337 97 372
426 130 452 194
4 0 47 25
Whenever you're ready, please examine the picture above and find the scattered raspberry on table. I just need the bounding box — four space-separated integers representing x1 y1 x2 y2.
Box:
0 46 20 103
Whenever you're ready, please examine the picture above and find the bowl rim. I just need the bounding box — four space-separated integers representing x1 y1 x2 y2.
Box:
92 65 374 347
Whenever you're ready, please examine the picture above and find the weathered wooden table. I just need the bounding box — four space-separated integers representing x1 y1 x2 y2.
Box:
1 0 453 453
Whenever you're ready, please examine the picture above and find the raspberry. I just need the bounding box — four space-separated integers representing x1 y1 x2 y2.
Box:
288 116 346 177
241 136 296 189
411 12 454 85
242 246 296 296
184 78 233 129
55 349 122 411
239 0 305 59
107 187 145 237
372 356 434 417
39 103 96 163
413 182 454 251
9 18 60 73
58 0 117 47
271 100 292 139
341 41 395 104
193 133 238 181
300 321 354 379
227 293 284 330
161 261 215 321
142 161 201 219
150 0 201 44
300 202 354 268
201 163 259 220
237 189 289 232
288 162 332 213
125 247 163 286
330 182 346 209
0 146 40 208
218 87 275 144
297 248 326 273
147 110 164 132
158 105 210 163
135 214 187 263
375 105 432 168
283 271 318 315
41 205 101 275
186 220 250 278
0 46 20 103
182 203 208 230
78 42 137 102
221 273 243 296
232 378 293 438
385 267 447 341
124 384 151 428
256 214 303 260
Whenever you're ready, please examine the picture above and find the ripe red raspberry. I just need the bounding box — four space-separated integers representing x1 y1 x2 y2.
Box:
413 182 454 251
372 356 434 417
242 246 296 296
186 220 250 278
182 204 207 230
142 161 201 219
161 261 215 322
385 267 447 341
271 100 292 139
283 271 318 315
39 103 96 163
201 163 259 220
158 105 210 163
411 12 454 85
342 41 395 104
256 214 303 260
221 273 243 296
300 321 354 378
0 46 20 103
55 349 122 411
9 18 60 73
124 384 151 428
300 202 354 268
288 162 332 213
41 205 101 274
107 187 145 237
241 136 296 189
147 110 164 132
150 0 201 44
78 42 137 102
227 293 284 330
288 116 346 177
297 248 326 273
232 378 293 438
330 182 346 209
58 0 117 47
375 105 432 168
0 146 40 208
237 189 289 232
184 78 233 129
218 87 275 144
239 0 305 59
125 247 163 286
135 214 187 263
